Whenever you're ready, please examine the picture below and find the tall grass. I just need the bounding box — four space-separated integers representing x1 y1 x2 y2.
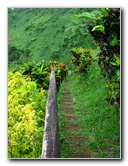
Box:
68 62 120 158
58 49 120 158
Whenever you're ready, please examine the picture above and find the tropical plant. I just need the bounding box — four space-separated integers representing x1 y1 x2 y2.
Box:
87 8 120 110
21 60 68 90
71 47 94 74
8 71 46 158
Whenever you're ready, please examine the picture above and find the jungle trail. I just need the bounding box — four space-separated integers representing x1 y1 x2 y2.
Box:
8 8 120 158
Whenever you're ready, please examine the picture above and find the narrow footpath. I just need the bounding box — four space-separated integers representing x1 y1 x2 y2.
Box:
61 77 94 158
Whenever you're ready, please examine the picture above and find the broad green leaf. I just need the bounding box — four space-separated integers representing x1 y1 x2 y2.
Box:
101 8 110 16
115 56 120 66
110 56 120 66
92 25 105 33
110 35 118 46
110 62 117 66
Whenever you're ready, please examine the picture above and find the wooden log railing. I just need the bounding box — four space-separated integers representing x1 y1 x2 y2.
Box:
42 70 60 158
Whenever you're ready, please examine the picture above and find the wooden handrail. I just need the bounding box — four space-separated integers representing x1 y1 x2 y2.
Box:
42 70 60 158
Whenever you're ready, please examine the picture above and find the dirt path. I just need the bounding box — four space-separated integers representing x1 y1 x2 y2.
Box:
61 77 94 158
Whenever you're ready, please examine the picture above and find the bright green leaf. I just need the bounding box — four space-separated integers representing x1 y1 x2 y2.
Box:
92 25 105 33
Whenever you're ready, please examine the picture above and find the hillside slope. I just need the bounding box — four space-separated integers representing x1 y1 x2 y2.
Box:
8 8 100 67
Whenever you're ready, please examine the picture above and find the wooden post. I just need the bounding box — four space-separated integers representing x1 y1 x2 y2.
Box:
42 70 60 158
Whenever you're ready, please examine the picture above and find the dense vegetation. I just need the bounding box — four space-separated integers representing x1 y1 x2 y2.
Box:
8 71 46 158
8 8 120 158
58 49 120 158
8 8 99 68
87 8 120 111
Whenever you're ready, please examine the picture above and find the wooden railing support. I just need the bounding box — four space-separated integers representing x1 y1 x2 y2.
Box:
42 70 60 158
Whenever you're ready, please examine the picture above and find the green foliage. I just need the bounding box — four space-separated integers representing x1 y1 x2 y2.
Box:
8 8 120 158
8 45 31 68
8 72 46 158
58 57 120 158
109 34 119 46
110 55 120 66
88 8 120 78
68 61 120 158
8 60 68 158
8 8 100 68
92 25 105 33
71 47 94 74
21 60 68 90
88 8 120 111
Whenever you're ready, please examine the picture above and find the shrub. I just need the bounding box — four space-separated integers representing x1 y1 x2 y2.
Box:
71 47 94 74
8 71 46 158
87 8 120 110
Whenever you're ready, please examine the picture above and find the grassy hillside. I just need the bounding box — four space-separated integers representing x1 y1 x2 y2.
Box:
8 8 100 68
